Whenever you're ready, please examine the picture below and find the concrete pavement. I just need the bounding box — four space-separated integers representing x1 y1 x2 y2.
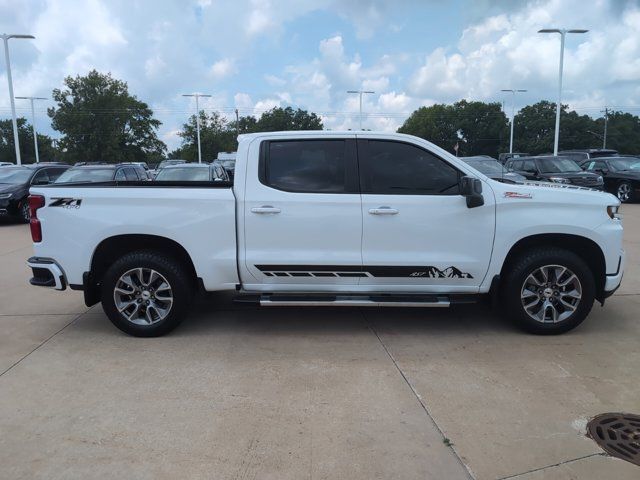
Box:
0 206 638 479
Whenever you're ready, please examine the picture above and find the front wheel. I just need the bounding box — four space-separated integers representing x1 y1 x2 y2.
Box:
19 200 30 223
502 247 595 334
101 250 193 337
616 181 634 203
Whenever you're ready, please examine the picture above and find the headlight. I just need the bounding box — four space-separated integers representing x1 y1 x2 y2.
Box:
597 176 603 182
549 177 570 184
607 205 622 220
0 193 13 199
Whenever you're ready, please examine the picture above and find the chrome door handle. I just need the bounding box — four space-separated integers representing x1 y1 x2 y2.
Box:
368 207 399 215
251 206 281 214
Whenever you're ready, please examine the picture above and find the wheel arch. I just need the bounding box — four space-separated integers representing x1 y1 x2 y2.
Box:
84 234 199 307
500 233 606 303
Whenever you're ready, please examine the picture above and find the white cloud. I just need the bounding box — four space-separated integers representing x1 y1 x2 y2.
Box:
208 58 237 79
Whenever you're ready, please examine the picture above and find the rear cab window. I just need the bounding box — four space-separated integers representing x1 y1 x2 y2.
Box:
259 139 358 193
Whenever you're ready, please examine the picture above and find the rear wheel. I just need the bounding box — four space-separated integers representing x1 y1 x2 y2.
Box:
101 250 193 337
616 182 634 203
503 247 595 334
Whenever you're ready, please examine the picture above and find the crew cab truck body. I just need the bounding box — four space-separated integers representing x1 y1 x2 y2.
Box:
27 132 625 336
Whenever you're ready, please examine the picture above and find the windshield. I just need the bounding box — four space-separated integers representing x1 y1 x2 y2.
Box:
155 167 210 181
55 168 114 183
609 158 640 171
0 168 32 184
463 158 505 175
538 158 582 173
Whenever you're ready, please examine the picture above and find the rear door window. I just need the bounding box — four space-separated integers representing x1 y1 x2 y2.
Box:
260 139 357 193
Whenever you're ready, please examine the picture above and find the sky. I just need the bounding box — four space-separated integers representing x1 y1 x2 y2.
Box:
0 0 639 151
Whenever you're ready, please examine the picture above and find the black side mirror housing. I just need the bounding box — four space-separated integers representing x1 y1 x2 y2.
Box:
460 176 484 208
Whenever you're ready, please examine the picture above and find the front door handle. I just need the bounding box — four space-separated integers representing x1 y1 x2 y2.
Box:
369 207 399 215
251 205 281 214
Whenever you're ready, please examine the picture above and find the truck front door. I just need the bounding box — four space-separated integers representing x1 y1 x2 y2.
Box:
357 137 495 292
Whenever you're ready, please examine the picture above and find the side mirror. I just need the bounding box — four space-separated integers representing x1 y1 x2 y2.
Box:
31 178 49 186
460 176 484 208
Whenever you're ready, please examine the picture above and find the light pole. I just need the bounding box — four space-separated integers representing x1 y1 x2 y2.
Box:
538 28 588 156
182 93 212 163
1 33 35 165
347 90 375 130
501 89 527 154
15 96 46 163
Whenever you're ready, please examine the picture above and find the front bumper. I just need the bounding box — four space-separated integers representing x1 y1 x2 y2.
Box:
27 256 67 291
604 249 625 297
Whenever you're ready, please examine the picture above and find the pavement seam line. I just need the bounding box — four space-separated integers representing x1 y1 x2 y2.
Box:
496 452 605 479
361 310 476 480
0 310 87 378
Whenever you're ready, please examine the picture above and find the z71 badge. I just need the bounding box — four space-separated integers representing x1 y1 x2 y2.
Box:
49 198 82 209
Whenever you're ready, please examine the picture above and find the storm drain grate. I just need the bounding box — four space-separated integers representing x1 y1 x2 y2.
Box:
587 413 640 466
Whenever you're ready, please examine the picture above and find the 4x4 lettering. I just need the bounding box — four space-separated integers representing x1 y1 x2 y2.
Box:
49 198 82 209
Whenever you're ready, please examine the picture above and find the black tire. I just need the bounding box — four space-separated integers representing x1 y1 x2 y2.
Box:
101 250 193 337
616 181 634 203
502 247 595 335
19 200 30 223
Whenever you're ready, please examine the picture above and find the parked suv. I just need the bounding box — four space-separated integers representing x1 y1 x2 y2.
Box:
580 156 640 203
55 163 149 184
154 163 229 182
559 149 619 163
505 156 604 189
0 163 70 221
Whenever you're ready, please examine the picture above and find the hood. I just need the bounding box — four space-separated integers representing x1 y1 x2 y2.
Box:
539 171 599 179
0 183 24 195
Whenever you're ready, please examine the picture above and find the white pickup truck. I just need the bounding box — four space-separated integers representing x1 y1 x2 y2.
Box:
27 131 625 337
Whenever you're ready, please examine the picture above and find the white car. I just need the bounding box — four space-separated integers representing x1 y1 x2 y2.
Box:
27 131 624 337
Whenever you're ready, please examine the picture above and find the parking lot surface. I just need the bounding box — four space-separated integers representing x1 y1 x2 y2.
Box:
1 207 639 480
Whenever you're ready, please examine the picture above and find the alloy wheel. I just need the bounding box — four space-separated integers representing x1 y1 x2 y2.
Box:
520 264 582 323
617 183 631 202
113 268 173 325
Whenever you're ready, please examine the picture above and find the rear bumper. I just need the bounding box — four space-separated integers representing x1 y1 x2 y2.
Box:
604 250 625 297
27 256 67 291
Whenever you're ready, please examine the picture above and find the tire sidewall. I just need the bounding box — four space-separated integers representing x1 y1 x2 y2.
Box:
617 181 633 203
504 249 595 334
101 251 191 337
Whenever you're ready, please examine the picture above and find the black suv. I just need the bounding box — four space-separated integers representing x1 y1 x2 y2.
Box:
505 156 604 189
580 156 640 202
55 163 149 184
558 149 619 163
0 163 70 222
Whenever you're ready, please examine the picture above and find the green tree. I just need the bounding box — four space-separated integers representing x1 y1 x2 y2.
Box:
48 70 166 163
514 101 600 154
398 101 508 157
174 111 236 161
252 106 323 132
594 111 640 154
0 117 58 164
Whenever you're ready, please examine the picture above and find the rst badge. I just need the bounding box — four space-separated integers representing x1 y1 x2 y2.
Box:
49 198 82 209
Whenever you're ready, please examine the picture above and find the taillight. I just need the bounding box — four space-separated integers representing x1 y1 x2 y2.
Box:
28 195 45 242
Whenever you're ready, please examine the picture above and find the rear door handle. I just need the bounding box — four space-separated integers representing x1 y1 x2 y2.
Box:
368 207 399 215
251 205 281 214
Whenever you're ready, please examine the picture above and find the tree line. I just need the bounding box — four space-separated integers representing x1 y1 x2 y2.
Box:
0 70 638 164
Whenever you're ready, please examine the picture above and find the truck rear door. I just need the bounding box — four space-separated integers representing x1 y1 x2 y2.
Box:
241 135 363 290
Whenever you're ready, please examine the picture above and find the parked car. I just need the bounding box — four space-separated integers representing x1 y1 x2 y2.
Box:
149 159 187 178
498 152 530 164
154 163 229 182
215 152 237 179
0 163 70 221
559 149 619 163
27 131 624 338
460 156 525 184
55 163 149 184
505 155 604 189
580 156 640 203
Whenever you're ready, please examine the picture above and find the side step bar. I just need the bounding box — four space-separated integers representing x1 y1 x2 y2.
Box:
257 294 451 308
